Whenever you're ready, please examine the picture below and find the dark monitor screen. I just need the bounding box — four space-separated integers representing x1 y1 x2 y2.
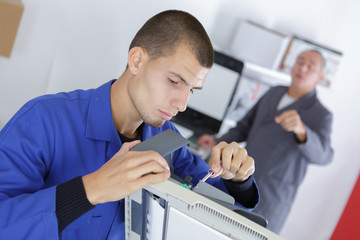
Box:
172 50 243 136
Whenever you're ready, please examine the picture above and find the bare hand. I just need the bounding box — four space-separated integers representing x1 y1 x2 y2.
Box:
82 140 170 205
208 141 255 182
197 134 217 148
274 110 307 142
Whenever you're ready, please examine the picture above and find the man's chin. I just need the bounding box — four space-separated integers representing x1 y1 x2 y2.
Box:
146 119 166 128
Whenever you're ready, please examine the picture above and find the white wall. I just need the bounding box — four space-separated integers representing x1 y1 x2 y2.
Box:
1 0 360 239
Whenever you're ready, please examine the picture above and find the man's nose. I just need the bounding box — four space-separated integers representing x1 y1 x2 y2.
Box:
174 91 190 112
300 64 308 72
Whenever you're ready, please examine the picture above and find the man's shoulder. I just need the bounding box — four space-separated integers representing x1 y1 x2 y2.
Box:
312 98 332 117
257 85 287 102
24 88 93 111
268 85 287 94
25 80 114 111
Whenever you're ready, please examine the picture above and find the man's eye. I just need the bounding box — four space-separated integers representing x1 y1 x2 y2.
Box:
296 59 304 65
307 64 314 70
169 78 178 84
190 89 194 94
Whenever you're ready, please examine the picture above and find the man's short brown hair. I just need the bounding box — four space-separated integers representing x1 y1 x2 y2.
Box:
129 10 214 68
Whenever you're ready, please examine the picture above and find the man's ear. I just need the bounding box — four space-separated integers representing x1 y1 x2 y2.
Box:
317 71 325 84
127 47 147 74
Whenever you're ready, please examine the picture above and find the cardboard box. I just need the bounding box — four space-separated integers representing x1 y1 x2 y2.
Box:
0 0 24 58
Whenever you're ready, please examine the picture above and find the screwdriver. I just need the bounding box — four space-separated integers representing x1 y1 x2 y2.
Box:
201 169 215 183
201 165 223 183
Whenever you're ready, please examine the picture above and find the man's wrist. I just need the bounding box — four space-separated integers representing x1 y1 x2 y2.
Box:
56 176 95 232
296 123 307 143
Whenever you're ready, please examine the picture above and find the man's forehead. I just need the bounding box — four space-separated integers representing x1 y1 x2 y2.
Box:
298 51 322 65
298 51 321 60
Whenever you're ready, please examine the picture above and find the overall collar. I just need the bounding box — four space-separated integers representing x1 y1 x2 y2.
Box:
85 79 117 142
84 80 158 158
283 88 317 112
